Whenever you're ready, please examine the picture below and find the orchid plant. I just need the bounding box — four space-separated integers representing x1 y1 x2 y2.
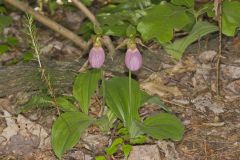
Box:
48 28 185 159
20 25 184 159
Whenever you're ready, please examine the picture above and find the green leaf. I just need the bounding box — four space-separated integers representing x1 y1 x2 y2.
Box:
0 45 9 54
94 115 112 132
95 156 107 160
56 97 78 112
0 15 12 29
126 25 137 37
137 113 184 141
122 144 132 157
52 112 93 159
130 135 147 144
137 2 190 43
196 3 214 18
117 128 129 135
105 77 141 137
78 21 94 41
171 0 194 8
0 6 6 14
48 0 58 15
102 24 128 37
94 25 103 35
112 137 124 146
140 91 171 112
222 0 240 36
81 0 93 6
164 21 218 59
105 146 118 155
105 138 123 155
73 69 101 114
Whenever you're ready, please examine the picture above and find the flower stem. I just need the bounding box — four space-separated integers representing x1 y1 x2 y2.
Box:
99 69 105 117
129 71 132 114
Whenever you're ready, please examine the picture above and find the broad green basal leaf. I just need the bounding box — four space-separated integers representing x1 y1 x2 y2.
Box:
73 69 101 114
137 113 184 141
56 97 78 112
51 112 93 159
164 21 218 59
171 0 194 8
105 77 141 137
137 2 190 43
222 0 240 36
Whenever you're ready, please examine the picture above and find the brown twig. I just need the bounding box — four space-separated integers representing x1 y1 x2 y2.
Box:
71 0 115 58
216 0 222 96
5 0 88 50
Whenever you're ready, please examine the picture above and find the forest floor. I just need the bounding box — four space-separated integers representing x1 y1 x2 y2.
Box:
0 8 240 160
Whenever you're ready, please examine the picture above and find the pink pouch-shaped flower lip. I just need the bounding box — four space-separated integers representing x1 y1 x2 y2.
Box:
89 46 105 69
125 48 142 71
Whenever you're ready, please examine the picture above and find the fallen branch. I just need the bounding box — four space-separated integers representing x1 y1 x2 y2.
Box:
215 0 223 96
71 0 115 58
5 0 88 50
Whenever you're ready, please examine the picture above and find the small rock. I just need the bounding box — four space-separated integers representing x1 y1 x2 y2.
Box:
222 65 240 79
192 93 224 114
198 50 217 63
192 64 212 88
183 120 191 125
28 112 39 121
81 134 108 153
157 141 180 160
67 150 92 160
225 80 240 95
128 145 160 160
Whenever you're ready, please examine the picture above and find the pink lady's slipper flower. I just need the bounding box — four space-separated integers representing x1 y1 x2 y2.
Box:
125 48 142 71
89 46 105 68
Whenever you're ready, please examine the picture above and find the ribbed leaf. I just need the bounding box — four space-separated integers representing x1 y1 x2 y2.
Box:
73 69 101 114
51 112 93 159
137 113 184 141
137 3 190 43
171 0 194 8
164 21 218 59
105 77 141 137
222 0 240 36
56 97 78 112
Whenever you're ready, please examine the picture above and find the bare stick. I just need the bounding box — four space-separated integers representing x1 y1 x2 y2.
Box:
216 0 222 96
5 0 88 50
71 0 115 58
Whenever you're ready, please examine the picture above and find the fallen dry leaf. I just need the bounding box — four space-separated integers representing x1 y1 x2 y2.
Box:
141 73 182 97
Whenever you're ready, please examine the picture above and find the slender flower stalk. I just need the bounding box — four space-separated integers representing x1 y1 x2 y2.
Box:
99 69 105 117
129 70 132 118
